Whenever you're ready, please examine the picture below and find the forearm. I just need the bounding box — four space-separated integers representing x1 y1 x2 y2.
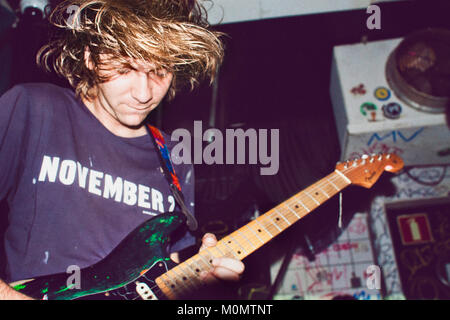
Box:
0 279 33 300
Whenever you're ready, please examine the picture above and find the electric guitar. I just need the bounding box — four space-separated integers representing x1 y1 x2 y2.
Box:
10 153 403 300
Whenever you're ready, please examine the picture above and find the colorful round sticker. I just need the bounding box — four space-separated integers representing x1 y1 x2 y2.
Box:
360 102 377 116
374 87 391 101
382 102 402 119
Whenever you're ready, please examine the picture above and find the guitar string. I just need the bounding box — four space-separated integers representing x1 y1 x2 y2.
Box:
137 156 389 299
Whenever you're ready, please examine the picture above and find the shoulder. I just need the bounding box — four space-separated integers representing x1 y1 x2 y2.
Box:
4 83 75 104
0 83 78 121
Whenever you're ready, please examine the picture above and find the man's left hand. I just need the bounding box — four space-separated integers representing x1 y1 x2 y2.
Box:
198 233 245 284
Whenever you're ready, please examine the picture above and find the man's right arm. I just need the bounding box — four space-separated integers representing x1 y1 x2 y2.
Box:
0 279 33 300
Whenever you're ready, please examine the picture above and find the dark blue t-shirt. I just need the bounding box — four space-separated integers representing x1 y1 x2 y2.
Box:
0 83 195 282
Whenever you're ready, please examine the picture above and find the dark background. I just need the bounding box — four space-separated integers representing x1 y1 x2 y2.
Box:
0 0 449 298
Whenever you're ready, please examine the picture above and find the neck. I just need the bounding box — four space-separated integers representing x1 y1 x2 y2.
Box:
81 96 148 138
155 170 352 299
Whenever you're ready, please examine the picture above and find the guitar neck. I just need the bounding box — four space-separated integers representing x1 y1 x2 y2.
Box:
155 170 352 299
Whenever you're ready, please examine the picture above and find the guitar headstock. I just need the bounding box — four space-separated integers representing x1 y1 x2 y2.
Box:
335 153 404 188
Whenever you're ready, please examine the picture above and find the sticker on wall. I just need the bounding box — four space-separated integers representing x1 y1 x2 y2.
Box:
382 102 402 119
351 83 367 96
397 213 434 246
360 102 382 122
374 86 391 101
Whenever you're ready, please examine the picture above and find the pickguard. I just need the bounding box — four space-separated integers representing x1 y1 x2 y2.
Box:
85 259 174 300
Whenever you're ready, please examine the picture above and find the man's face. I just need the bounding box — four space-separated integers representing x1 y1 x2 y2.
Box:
84 52 173 137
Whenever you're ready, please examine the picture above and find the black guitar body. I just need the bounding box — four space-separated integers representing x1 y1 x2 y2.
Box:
14 212 185 300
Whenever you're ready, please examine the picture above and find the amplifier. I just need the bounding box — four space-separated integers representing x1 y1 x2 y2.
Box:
330 38 450 166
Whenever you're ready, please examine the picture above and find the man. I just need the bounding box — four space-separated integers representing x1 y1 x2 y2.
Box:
0 0 244 299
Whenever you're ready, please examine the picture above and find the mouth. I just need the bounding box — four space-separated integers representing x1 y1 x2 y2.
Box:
130 105 149 110
127 104 153 113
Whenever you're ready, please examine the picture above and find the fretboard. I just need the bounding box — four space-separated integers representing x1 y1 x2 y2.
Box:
155 170 352 299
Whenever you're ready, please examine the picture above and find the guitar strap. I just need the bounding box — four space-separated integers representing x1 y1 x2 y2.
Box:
146 124 198 231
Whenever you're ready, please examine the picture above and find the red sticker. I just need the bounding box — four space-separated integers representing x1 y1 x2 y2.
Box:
397 213 434 245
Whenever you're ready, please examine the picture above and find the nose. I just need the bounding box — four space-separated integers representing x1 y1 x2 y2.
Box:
131 73 153 105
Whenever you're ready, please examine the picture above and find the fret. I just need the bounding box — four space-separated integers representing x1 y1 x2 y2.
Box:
296 199 310 212
211 243 227 258
216 241 238 260
228 235 248 256
173 265 200 290
284 204 300 219
245 224 265 244
167 268 191 292
237 229 257 250
158 274 171 289
317 185 330 198
166 273 187 297
250 220 272 242
197 252 213 269
155 277 176 299
266 214 282 232
327 176 340 191
334 169 351 184
191 256 208 272
200 250 217 264
273 208 291 226
159 274 179 297
254 218 274 238
182 262 201 282
325 180 336 190
221 239 241 259
304 190 320 205
159 273 173 289
185 259 203 278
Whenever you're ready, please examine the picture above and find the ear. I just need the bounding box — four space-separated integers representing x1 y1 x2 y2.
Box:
84 47 94 70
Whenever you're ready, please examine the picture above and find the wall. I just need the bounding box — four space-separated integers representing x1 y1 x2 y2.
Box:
206 0 408 25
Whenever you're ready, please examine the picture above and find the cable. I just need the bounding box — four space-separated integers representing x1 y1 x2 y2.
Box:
405 165 447 186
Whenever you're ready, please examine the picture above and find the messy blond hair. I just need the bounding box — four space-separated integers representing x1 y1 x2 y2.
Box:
37 0 224 100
